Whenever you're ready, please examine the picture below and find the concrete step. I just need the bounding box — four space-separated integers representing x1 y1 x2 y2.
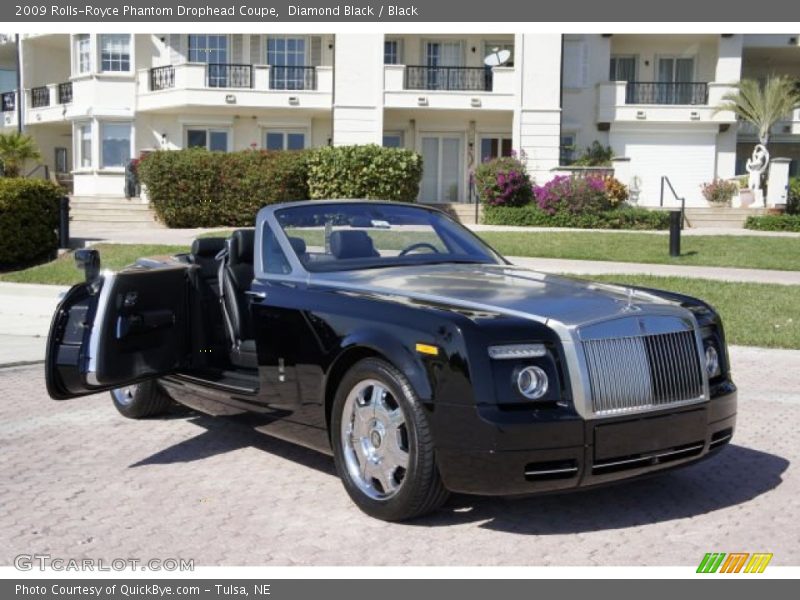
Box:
437 203 483 225
69 202 153 211
70 213 158 223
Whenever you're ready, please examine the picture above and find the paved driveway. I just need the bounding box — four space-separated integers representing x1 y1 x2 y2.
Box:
0 346 797 567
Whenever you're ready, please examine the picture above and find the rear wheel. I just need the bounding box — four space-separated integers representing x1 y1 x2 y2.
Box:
331 358 449 521
110 380 173 419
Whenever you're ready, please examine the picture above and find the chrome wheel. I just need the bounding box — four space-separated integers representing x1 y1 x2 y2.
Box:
340 378 410 500
111 384 138 407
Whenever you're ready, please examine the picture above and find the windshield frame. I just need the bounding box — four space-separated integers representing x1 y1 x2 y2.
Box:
257 201 508 279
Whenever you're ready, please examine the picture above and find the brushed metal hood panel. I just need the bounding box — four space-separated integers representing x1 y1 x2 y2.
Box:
313 263 689 335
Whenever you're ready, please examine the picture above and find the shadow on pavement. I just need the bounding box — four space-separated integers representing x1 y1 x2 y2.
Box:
130 409 787 534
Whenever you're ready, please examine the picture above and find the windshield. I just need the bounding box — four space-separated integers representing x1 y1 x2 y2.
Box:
273 202 504 273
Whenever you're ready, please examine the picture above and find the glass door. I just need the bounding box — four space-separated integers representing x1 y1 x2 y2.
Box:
420 135 463 203
267 36 307 90
188 34 229 87
657 57 694 104
425 41 463 90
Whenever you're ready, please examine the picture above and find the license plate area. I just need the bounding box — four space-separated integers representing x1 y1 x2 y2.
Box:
593 408 707 461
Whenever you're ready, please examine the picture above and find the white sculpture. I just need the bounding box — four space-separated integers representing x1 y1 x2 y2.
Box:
746 144 769 192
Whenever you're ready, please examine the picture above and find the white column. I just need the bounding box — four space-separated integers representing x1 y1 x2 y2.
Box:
715 34 743 83
332 34 384 146
512 34 562 183
716 124 738 181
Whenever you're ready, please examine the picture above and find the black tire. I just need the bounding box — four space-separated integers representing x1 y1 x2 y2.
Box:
331 357 449 521
110 380 173 419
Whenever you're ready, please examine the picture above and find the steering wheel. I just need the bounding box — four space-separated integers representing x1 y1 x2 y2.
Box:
398 242 440 256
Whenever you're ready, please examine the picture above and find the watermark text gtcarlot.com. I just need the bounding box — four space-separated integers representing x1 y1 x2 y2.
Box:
14 554 194 571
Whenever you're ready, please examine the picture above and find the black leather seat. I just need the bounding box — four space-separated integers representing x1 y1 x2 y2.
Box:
329 230 380 259
219 229 257 368
190 237 226 291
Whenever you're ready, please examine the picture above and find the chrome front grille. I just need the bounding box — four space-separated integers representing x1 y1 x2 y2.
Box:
582 330 704 415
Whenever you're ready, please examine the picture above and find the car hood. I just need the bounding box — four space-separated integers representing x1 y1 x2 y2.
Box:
312 263 689 337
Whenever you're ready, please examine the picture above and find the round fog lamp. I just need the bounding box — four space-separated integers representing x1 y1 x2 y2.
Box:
516 366 549 400
704 344 720 378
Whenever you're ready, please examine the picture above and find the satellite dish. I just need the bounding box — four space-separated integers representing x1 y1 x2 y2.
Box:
484 48 511 67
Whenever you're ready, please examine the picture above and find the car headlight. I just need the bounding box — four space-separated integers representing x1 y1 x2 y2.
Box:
704 343 721 378
488 343 546 360
516 365 549 400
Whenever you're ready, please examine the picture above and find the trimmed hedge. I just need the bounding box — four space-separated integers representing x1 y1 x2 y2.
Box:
744 214 800 232
138 145 423 227
306 144 422 202
137 149 309 228
0 178 61 267
483 203 670 230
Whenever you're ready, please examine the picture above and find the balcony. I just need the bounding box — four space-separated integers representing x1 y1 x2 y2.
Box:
138 63 332 111
25 81 72 124
738 108 800 138
383 64 515 111
597 81 736 125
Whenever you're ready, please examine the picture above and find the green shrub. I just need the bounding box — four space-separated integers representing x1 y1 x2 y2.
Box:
483 203 670 230
137 149 309 227
534 175 612 214
306 144 421 202
788 177 799 215
572 141 613 166
474 155 533 207
744 214 800 232
0 178 61 267
701 178 738 206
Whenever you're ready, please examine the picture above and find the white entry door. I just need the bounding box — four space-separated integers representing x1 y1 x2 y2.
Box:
420 134 463 203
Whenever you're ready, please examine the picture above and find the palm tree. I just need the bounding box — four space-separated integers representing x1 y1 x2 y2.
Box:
0 131 42 177
716 75 800 145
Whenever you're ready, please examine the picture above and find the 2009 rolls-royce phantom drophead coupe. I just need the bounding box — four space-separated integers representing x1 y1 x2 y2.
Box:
46 200 736 521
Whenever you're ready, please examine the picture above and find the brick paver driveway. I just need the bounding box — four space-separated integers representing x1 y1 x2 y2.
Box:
1 346 798 566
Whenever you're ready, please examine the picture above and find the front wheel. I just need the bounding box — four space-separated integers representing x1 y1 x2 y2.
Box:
110 380 173 419
331 358 449 521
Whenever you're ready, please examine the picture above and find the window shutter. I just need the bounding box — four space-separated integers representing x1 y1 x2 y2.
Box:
310 36 322 66
249 35 262 65
562 40 587 89
169 34 186 64
232 35 244 64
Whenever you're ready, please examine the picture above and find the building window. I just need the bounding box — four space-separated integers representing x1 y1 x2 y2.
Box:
609 56 637 81
75 35 91 74
265 130 306 151
188 34 228 64
101 122 131 168
186 128 229 152
560 133 577 166
77 122 92 169
99 34 131 72
480 136 512 162
267 36 307 90
384 40 400 65
382 132 404 148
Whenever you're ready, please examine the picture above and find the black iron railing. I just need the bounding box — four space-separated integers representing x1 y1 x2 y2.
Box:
625 82 708 105
31 86 50 108
269 66 317 91
57 82 72 104
149 65 175 91
405 66 493 92
207 63 252 88
0 91 14 112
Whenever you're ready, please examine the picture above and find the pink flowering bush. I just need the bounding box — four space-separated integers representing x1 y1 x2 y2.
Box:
474 156 533 207
534 175 612 215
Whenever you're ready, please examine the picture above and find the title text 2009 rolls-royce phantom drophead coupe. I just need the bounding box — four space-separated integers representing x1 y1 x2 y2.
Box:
45 201 736 521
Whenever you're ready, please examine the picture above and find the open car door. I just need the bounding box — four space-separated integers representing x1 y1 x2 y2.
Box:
46 261 190 400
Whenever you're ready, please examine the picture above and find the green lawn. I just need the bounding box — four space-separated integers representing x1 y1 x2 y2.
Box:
0 244 187 286
480 231 800 272
584 274 800 350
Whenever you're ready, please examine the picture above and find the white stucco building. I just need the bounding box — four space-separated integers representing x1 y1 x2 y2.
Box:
0 32 798 216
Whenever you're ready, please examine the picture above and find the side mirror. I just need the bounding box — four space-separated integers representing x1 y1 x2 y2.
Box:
74 248 101 283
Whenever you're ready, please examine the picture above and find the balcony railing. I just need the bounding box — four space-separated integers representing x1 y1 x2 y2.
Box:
57 82 72 104
405 66 493 92
150 65 175 91
207 63 252 88
1 91 14 112
31 86 49 108
625 82 709 105
269 66 317 91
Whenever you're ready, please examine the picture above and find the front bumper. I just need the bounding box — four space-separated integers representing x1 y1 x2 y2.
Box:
433 383 737 496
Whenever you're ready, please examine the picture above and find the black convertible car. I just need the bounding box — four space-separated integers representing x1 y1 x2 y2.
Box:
46 200 736 521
